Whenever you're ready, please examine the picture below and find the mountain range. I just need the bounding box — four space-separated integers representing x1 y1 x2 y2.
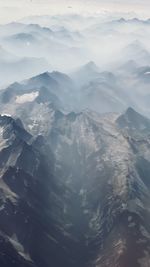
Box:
0 14 150 267
0 105 150 267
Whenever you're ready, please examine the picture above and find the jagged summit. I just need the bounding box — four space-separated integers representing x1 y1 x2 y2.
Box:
124 40 150 61
119 60 138 72
113 17 150 24
30 71 52 80
71 61 100 86
80 61 99 73
0 114 32 142
118 18 126 23
27 71 72 87
117 107 150 132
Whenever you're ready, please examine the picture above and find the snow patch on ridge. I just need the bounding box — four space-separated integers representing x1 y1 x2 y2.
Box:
16 91 39 104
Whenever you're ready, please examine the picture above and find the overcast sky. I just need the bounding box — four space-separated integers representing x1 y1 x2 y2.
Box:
0 0 149 24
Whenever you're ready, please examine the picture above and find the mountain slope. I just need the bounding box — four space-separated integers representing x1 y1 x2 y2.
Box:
45 108 150 267
0 96 150 266
0 115 89 267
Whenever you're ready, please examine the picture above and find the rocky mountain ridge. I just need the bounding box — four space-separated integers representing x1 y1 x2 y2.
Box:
0 106 150 266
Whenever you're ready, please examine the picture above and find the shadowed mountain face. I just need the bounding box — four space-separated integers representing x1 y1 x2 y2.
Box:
0 106 150 267
0 115 90 267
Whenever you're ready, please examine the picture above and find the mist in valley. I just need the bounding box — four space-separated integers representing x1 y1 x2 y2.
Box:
1 14 150 116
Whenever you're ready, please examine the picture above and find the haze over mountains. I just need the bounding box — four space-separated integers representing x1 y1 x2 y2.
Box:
1 14 150 86
0 13 150 267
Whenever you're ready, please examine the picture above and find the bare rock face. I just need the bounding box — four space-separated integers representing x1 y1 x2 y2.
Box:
0 106 150 267
0 115 87 267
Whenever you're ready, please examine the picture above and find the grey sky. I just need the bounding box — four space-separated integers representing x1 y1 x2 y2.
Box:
0 0 149 24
